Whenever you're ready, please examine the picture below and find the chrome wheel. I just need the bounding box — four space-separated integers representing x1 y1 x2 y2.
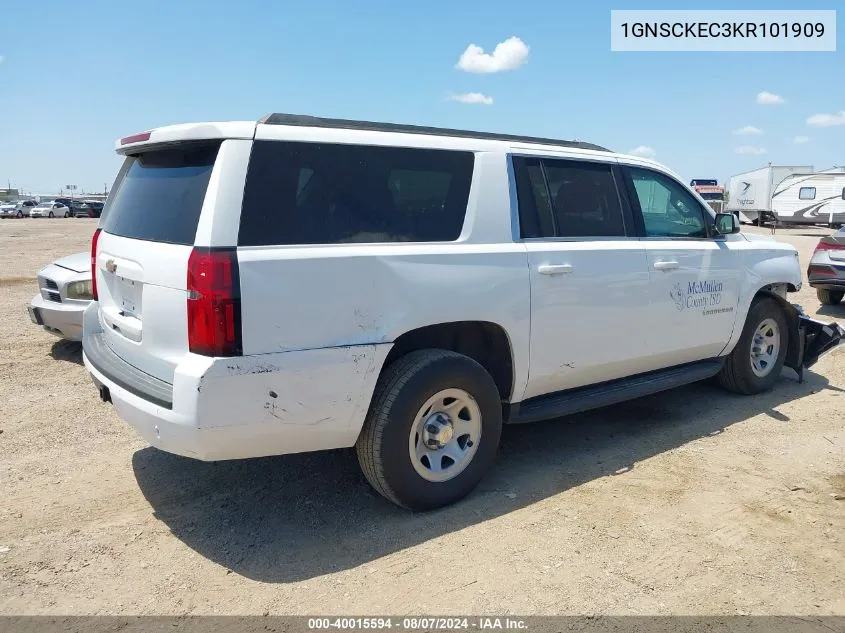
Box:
750 318 781 378
408 388 482 483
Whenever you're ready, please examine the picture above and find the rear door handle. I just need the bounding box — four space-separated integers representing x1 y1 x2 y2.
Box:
537 264 574 275
653 261 679 271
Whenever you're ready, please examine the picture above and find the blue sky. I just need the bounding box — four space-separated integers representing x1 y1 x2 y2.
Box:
0 0 842 195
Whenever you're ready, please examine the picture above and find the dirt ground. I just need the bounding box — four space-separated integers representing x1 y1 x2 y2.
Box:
0 218 843 616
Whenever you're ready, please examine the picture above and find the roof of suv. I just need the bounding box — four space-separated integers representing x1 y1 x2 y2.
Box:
116 115 673 174
259 113 611 153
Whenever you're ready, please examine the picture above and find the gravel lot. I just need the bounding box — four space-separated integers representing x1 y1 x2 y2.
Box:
1 218 843 615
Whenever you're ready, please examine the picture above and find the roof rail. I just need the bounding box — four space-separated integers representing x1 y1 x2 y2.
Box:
258 113 610 152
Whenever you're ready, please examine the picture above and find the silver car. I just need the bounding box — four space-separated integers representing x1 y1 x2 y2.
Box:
27 252 92 341
808 226 845 305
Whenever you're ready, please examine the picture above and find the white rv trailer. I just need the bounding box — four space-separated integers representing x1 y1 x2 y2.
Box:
725 164 813 224
771 169 845 226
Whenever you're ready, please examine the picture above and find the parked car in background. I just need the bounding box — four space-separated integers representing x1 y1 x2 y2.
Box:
28 252 92 341
808 226 845 305
52 198 85 217
0 200 38 217
75 201 104 218
0 203 21 218
30 201 70 218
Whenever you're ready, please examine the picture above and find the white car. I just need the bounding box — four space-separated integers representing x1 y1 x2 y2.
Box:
28 252 92 341
30 201 71 218
82 115 844 510
0 200 38 218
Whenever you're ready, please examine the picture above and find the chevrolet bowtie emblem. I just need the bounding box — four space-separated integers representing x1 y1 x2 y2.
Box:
105 259 117 273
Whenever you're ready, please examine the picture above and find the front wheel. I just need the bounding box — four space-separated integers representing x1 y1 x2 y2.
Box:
16 211 22 218
718 298 788 395
818 288 844 306
356 349 502 511
48 212 54 218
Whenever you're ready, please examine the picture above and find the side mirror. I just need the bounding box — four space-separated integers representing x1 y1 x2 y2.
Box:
714 212 740 235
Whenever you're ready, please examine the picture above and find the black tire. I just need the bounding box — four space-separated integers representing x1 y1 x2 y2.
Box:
356 349 502 511
817 288 844 306
48 212 54 218
16 211 22 218
718 297 789 395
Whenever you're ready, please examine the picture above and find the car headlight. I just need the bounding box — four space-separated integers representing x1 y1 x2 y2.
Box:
66 280 94 300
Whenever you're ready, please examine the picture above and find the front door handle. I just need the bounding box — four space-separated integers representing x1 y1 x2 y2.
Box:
653 261 679 271
537 264 574 275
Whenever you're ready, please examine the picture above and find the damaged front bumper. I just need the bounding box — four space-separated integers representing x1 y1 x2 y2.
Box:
787 310 845 383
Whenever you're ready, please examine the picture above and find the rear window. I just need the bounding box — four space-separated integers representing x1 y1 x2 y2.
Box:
238 141 474 246
101 142 220 245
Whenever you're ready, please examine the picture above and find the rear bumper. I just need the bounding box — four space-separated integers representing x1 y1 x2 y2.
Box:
808 279 845 291
82 315 391 461
28 294 86 341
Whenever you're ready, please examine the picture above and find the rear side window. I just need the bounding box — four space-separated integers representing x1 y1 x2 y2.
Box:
543 159 626 237
513 156 626 238
238 141 474 245
799 187 816 200
101 142 220 245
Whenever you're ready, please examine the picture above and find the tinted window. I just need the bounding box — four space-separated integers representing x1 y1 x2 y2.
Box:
513 157 553 238
629 167 708 238
543 159 625 237
799 187 816 200
101 142 220 245
238 141 474 245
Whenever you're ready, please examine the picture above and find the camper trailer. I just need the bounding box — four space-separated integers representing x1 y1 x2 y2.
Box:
726 165 813 225
771 169 845 226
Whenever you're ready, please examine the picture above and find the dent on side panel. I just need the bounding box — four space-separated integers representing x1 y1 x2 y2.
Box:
195 345 391 444
237 245 531 401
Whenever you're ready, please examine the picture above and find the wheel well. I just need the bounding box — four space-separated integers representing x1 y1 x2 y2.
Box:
383 322 514 401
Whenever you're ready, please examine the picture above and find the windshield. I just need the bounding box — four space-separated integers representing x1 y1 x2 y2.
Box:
698 192 723 201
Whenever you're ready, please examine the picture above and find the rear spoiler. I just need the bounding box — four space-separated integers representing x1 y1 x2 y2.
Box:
115 121 257 154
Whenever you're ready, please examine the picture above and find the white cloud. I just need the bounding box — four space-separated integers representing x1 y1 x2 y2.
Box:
793 135 810 144
734 125 763 136
628 146 656 158
456 36 529 73
0 56 5 64
448 92 494 105
735 145 767 155
756 91 784 105
806 111 845 127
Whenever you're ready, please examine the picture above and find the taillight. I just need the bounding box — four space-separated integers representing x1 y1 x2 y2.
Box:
91 228 101 301
813 240 845 255
187 248 242 357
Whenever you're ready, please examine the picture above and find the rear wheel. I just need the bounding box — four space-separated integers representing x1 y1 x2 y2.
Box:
818 288 844 305
718 297 789 395
16 211 22 218
356 349 502 511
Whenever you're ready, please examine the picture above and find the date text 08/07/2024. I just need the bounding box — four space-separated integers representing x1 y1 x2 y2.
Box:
307 617 528 630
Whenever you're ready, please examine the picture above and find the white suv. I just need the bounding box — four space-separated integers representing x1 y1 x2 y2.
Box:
82 114 843 510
